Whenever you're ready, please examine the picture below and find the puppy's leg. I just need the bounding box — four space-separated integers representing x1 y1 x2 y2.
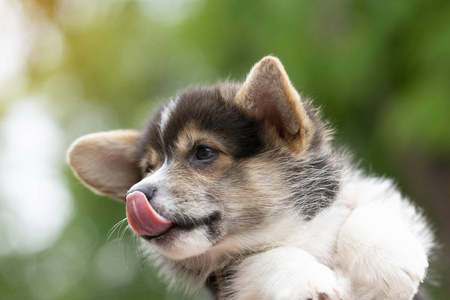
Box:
229 247 349 300
333 200 431 300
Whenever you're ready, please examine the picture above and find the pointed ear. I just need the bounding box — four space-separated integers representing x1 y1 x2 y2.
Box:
235 56 315 153
67 130 141 200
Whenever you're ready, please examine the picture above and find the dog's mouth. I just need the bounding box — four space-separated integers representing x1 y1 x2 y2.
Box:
126 191 174 237
126 191 220 240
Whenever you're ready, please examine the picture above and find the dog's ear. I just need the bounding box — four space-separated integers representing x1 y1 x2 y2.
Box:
235 56 315 153
67 130 141 200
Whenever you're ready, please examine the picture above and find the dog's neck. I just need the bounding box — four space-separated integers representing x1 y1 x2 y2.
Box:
173 247 259 298
178 249 238 282
205 265 235 299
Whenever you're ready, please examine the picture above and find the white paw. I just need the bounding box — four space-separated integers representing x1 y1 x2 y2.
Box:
232 248 350 300
286 263 348 300
334 201 430 300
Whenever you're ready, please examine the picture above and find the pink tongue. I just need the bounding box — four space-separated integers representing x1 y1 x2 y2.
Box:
126 191 174 236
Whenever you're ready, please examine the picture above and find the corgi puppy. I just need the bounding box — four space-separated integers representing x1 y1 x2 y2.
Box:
67 56 433 300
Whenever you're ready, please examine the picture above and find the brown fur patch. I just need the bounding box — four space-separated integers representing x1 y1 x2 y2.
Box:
139 145 163 174
174 123 231 156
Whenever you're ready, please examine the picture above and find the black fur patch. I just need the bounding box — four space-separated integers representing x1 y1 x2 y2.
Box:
135 104 165 163
137 85 264 162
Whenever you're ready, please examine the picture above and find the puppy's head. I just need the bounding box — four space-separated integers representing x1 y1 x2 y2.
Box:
68 56 335 260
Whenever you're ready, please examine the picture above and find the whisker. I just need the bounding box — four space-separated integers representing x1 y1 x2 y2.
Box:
107 218 128 242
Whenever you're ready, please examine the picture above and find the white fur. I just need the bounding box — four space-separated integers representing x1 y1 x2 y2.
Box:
231 247 349 300
217 172 432 300
155 227 213 260
331 173 432 299
159 97 179 136
288 185 357 265
133 160 169 188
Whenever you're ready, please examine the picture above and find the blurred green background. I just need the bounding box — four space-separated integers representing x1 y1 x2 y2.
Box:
0 0 449 299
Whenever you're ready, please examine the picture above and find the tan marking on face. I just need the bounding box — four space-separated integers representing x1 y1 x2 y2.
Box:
175 123 230 155
172 123 234 179
225 155 291 229
139 146 163 174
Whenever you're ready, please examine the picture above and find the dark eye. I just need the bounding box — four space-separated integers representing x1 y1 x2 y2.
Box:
195 146 217 161
144 165 152 173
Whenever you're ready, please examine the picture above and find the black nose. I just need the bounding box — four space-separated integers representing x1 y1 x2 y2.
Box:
126 186 156 202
